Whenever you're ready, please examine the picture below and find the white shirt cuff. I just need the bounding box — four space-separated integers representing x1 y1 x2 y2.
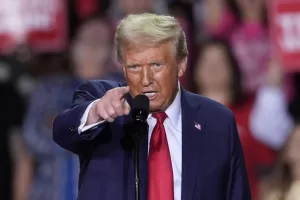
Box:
78 99 106 134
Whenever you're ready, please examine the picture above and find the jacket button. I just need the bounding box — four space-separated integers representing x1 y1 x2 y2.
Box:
69 127 75 132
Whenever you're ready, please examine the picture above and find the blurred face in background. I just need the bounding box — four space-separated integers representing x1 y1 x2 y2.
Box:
72 19 112 80
194 44 232 92
235 0 264 7
234 0 266 21
118 0 153 14
285 125 300 166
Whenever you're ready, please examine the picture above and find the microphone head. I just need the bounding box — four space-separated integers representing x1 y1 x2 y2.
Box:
132 94 149 121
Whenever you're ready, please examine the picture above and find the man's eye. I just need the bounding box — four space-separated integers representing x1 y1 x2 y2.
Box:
152 63 162 68
128 65 140 71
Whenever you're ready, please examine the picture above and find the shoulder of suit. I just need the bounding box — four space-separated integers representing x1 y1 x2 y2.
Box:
188 92 233 118
78 79 125 91
90 79 125 88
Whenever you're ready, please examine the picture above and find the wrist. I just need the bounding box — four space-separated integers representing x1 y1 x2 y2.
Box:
87 103 102 125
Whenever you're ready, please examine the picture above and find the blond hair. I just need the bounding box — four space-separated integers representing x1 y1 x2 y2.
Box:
115 13 188 62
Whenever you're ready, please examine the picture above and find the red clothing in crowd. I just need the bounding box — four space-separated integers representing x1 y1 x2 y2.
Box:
229 97 276 200
76 0 99 19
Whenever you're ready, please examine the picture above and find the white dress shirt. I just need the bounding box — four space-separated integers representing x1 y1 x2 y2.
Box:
78 90 182 200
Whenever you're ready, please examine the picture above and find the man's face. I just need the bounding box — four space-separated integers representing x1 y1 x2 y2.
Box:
122 42 187 112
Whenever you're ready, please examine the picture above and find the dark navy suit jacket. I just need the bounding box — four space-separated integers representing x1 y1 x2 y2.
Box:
53 80 251 200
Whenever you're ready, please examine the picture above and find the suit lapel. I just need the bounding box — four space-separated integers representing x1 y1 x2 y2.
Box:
181 89 207 200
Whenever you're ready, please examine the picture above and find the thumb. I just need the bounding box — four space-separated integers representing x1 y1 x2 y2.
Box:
123 100 131 115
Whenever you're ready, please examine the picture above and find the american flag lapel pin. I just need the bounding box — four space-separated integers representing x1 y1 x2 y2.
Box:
194 122 201 130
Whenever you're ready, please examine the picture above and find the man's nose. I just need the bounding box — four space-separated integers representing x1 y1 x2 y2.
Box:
140 66 154 86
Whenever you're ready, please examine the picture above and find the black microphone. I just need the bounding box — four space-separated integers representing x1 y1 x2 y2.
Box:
132 94 149 122
131 94 149 200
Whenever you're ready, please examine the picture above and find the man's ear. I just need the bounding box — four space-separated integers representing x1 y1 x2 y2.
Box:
178 57 187 78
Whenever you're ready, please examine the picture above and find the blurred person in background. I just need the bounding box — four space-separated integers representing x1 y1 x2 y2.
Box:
168 0 194 90
22 15 118 200
116 0 153 14
259 123 300 200
0 83 32 200
22 53 81 200
0 56 34 200
107 0 168 24
191 38 293 199
250 59 294 151
71 14 123 82
289 73 300 119
229 0 270 94
195 0 270 94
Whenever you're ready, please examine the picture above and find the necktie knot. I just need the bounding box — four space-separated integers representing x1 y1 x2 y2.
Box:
152 112 168 124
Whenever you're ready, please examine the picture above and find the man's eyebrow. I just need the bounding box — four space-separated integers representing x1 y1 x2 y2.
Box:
126 59 165 66
149 60 165 64
126 63 140 67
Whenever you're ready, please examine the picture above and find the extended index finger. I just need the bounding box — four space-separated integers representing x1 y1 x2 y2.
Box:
117 86 130 96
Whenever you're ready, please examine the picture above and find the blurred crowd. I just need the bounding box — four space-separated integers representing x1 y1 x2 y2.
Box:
2 0 300 200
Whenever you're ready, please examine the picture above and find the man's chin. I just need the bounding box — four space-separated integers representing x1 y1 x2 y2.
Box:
149 102 164 113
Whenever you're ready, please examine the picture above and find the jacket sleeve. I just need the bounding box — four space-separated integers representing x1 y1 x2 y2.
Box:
226 111 252 200
52 80 117 155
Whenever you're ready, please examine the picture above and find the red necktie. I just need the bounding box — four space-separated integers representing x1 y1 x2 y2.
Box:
148 112 174 200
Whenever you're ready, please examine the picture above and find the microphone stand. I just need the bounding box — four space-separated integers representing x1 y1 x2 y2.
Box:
133 128 140 200
131 94 149 200
132 115 148 200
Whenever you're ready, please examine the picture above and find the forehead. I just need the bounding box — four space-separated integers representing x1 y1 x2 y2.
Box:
123 42 175 64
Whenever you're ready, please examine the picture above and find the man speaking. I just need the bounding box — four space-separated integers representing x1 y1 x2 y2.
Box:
53 13 251 200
